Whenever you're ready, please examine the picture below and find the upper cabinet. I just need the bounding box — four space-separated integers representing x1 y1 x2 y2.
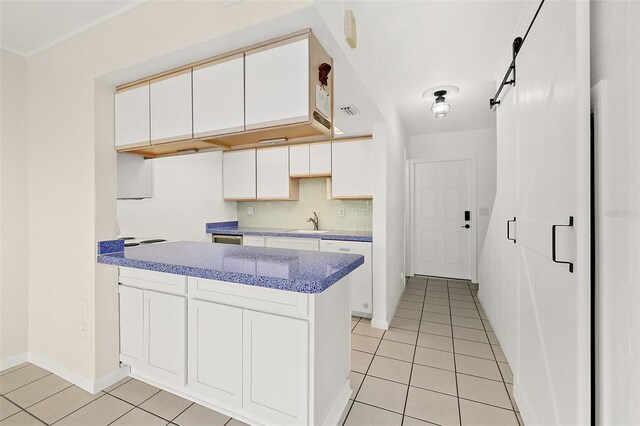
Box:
223 150 256 200
331 139 373 199
257 147 299 200
150 70 193 144
115 30 333 159
115 83 150 148
193 54 245 138
245 37 309 130
289 142 331 178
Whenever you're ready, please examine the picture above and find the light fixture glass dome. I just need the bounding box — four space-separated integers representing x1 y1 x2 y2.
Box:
431 90 450 118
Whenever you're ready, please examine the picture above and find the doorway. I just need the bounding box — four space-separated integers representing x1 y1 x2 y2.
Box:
411 158 477 281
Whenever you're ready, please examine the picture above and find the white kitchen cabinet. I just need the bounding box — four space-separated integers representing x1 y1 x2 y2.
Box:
144 290 187 385
265 237 319 251
245 37 309 130
242 235 265 247
150 70 193 143
289 143 331 177
223 150 256 200
309 142 331 176
331 139 373 199
289 145 310 177
188 299 242 407
320 240 373 316
115 83 150 148
242 310 308 425
256 147 298 200
117 153 153 199
118 285 144 367
193 54 245 138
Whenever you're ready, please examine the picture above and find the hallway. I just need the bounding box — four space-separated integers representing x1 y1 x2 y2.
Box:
343 276 521 425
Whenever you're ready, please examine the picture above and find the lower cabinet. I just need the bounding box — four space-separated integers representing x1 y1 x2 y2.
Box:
119 285 187 386
320 240 373 316
265 237 319 251
243 310 309 425
188 299 243 407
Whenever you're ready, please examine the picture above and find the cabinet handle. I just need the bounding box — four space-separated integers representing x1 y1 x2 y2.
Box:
552 216 574 273
339 248 351 252
506 217 516 243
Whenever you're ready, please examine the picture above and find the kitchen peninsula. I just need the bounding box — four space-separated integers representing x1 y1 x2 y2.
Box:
97 240 363 426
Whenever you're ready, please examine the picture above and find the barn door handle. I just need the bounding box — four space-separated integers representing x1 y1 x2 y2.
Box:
552 216 574 273
506 217 516 243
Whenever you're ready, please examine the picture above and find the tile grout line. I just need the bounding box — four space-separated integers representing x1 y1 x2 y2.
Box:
470 286 521 424
399 276 427 425
448 279 463 426
46 392 109 425
1 395 53 426
342 316 387 425
0 371 54 397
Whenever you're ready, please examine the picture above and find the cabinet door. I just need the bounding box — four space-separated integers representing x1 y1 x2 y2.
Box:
257 147 294 199
243 310 308 425
289 144 310 177
115 83 150 148
320 240 372 315
150 71 193 143
144 291 187 385
309 142 331 176
188 300 242 407
223 150 256 200
265 237 319 251
331 140 373 199
243 235 265 247
193 55 245 138
118 285 144 366
245 37 309 130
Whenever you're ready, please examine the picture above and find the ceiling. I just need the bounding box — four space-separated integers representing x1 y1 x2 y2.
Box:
0 1 140 56
348 1 530 135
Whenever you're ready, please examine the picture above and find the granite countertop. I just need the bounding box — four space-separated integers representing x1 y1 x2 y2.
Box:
205 221 373 242
96 240 364 294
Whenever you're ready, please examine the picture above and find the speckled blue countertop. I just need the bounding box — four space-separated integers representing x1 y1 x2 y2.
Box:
206 222 372 243
97 241 364 294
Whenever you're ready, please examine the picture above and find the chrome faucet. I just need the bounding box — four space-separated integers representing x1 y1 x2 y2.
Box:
307 212 319 230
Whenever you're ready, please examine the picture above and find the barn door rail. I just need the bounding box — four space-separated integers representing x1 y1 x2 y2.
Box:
552 216 574 273
489 0 546 109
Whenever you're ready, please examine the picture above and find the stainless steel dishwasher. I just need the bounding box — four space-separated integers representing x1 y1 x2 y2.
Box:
211 234 243 245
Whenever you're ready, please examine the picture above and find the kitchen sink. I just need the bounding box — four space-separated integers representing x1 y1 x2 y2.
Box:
290 230 329 234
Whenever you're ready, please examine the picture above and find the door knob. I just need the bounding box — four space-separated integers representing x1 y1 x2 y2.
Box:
461 224 470 229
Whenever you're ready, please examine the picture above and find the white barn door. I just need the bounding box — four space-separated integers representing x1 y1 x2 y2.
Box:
509 1 590 425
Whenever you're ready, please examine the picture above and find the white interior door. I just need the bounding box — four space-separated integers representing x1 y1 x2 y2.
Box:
413 159 474 280
509 1 590 424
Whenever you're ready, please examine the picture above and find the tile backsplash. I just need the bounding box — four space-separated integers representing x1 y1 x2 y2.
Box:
237 178 373 232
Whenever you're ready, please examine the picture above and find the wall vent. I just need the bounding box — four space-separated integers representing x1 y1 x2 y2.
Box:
339 105 360 116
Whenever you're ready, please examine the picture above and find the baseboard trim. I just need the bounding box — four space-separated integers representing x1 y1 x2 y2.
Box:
0 353 29 371
25 353 129 395
370 318 389 330
321 380 352 426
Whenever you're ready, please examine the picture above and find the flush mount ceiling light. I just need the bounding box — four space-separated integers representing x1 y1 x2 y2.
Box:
431 90 450 118
423 85 459 119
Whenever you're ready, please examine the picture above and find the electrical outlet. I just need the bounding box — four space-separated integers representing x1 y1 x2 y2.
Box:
247 206 254 215
81 321 87 341
338 208 345 218
80 301 87 320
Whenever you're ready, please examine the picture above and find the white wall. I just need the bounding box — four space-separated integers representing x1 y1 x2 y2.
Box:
117 152 236 242
591 2 640 424
315 2 408 329
408 127 497 276
25 0 313 384
0 49 30 364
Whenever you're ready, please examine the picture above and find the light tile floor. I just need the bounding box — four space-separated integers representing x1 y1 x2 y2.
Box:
0 276 522 426
342 276 523 426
